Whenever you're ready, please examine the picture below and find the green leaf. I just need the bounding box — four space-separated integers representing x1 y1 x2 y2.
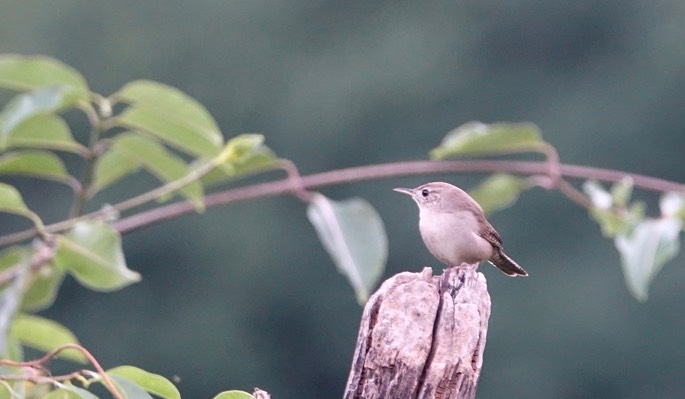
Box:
610 177 633 208
21 266 65 312
225 134 276 173
92 145 142 191
54 221 141 292
4 337 24 362
2 243 66 313
0 150 71 182
307 194 387 304
614 217 681 301
0 381 12 399
108 375 154 399
113 80 223 157
583 180 645 237
0 54 88 93
107 366 180 399
212 391 254 399
44 386 99 399
9 314 86 362
468 174 529 215
0 86 84 133
430 121 545 159
0 189 42 246
203 134 277 186
93 132 203 208
590 201 647 238
0 183 32 217
0 114 85 154
0 246 25 273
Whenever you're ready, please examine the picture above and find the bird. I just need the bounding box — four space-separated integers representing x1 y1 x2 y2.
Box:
394 181 528 277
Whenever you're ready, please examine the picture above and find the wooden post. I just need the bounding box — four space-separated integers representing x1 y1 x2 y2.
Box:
343 265 491 399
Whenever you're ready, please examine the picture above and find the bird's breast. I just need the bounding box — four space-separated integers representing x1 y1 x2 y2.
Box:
418 209 492 266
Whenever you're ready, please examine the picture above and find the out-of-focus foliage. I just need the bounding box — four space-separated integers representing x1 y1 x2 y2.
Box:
2 2 685 399
0 54 386 398
307 194 387 304
0 55 283 398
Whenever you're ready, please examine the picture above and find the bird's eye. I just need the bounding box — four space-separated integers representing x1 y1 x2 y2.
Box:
421 189 430 197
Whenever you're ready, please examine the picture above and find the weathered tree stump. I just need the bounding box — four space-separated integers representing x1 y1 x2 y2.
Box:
343 265 491 399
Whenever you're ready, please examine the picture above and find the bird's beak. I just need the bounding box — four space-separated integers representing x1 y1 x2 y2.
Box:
393 187 415 196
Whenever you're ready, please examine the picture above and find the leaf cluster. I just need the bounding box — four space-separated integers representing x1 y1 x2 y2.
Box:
0 55 278 398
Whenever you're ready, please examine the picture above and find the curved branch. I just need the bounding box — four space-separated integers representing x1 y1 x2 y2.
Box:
0 343 123 399
115 159 684 234
1 159 683 245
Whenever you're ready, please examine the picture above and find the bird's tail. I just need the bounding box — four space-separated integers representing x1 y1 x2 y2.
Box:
489 250 528 277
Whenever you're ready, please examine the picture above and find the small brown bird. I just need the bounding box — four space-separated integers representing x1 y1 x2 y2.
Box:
394 182 528 277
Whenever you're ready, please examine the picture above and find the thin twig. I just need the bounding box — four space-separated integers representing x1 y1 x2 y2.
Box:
0 343 123 399
557 179 594 208
68 106 102 218
277 159 314 202
541 142 562 189
1 160 683 245
116 160 683 234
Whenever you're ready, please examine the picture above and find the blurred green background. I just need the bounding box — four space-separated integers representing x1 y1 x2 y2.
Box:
2 1 685 398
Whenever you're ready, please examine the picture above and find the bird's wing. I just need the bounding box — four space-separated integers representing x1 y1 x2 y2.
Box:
477 220 503 249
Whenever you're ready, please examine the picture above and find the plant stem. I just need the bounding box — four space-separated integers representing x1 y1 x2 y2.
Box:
114 159 685 234
68 103 103 218
107 155 220 214
0 159 683 246
0 343 124 399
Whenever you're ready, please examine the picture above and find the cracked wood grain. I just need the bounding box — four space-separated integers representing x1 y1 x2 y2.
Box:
343 266 490 399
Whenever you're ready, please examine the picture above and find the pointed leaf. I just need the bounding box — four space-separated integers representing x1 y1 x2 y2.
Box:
430 121 545 159
0 183 31 216
113 80 223 157
0 114 85 154
0 86 84 133
0 54 88 93
116 80 220 137
103 133 203 207
107 366 180 399
9 314 86 362
213 391 254 399
0 150 71 182
469 173 529 215
44 386 99 399
219 134 267 164
225 134 276 173
203 134 277 186
54 221 141 292
108 375 154 399
307 194 387 304
615 217 681 301
610 177 633 208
